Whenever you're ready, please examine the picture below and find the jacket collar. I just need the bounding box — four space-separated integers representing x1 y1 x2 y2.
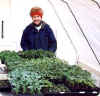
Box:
31 21 46 30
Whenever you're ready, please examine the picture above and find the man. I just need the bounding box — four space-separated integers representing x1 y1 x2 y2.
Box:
21 7 57 53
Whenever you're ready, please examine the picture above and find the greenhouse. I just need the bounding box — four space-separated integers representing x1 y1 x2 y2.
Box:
0 0 100 96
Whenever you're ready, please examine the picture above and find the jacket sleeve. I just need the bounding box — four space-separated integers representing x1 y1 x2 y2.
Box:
47 25 57 53
20 28 29 51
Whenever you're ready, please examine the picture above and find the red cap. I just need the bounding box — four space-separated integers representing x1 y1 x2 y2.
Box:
30 7 43 18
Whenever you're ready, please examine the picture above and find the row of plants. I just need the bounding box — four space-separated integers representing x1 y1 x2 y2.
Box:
0 50 99 96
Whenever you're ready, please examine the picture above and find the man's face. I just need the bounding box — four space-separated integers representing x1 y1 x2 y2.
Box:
32 15 42 25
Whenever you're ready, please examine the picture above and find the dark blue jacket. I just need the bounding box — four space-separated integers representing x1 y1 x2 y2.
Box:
20 21 57 52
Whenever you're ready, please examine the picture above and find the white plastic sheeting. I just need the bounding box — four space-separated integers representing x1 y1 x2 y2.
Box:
64 0 100 72
0 0 100 72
